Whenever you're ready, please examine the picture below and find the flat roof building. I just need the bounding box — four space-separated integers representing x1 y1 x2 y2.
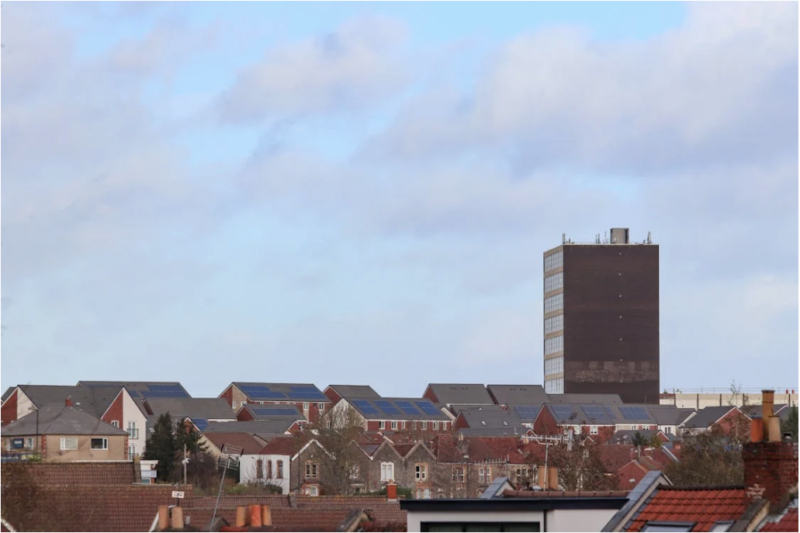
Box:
543 228 659 404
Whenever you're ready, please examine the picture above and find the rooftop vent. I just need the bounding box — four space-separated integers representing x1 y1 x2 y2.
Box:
610 228 629 244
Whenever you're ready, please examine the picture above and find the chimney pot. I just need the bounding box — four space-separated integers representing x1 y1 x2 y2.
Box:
261 505 272 526
170 506 184 530
157 505 169 531
65 397 72 407
235 506 247 527
249 504 262 527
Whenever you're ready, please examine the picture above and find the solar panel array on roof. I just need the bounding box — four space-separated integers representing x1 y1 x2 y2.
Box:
252 408 299 417
353 399 380 416
619 406 650 420
149 384 185 393
128 390 140 398
396 401 420 416
512 405 540 420
415 401 441 416
143 390 187 399
375 400 401 416
550 404 575 420
192 418 209 431
582 405 613 422
239 386 286 399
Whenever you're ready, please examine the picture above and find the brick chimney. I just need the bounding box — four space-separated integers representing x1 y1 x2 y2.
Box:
743 389 799 506
386 481 397 502
65 396 72 407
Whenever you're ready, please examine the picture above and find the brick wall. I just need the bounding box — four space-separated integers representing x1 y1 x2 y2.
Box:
743 441 799 506
533 406 559 435
1 390 18 426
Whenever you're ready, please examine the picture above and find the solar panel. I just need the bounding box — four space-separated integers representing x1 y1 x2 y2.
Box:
128 390 140 398
148 384 185 392
240 386 286 399
605 406 618 420
619 406 649 420
142 390 185 398
396 401 421 416
550 405 575 420
290 386 321 394
415 401 442 416
287 392 327 401
375 400 401 416
253 408 299 417
353 400 380 416
513 405 540 420
582 405 613 422
192 418 209 431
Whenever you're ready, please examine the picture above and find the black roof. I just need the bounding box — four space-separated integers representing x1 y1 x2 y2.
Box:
681 406 739 429
426 384 494 405
487 385 549 405
325 385 381 399
231 383 329 402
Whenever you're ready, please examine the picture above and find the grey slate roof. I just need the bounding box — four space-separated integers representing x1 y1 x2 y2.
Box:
609 429 665 445
17 385 110 417
202 419 297 435
325 385 381 399
426 384 494 406
145 398 235 421
681 406 740 429
487 385 549 406
452 404 505 416
648 407 696 426
457 427 527 437
1 403 128 437
457 408 524 430
78 381 191 400
542 403 657 425
550 393 624 405
2 387 15 403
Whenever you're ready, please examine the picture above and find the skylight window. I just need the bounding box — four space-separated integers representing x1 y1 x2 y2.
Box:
642 522 696 532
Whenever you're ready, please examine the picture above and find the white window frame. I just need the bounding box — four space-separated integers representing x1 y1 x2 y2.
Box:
232 401 237 409
318 402 325 411
421 421 427 430
305 461 318 479
479 467 485 483
433 421 439 430
391 421 398 430
110 420 119 428
303 402 310 411
416 463 428 481
91 438 109 450
381 462 395 482
60 437 79 451
591 426 599 435
305 485 319 497
379 421 386 430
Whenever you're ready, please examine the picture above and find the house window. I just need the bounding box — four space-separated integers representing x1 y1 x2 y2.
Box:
453 466 466 483
127 422 138 440
91 438 109 450
267 460 273 479
416 488 432 499
421 421 428 430
391 421 398 430
379 421 386 430
129 444 136 459
111 420 120 428
232 401 237 409
486 466 492 482
381 462 395 482
305 461 318 479
514 467 529 485
60 437 78 451
349 464 360 479
257 459 264 480
277 460 284 479
305 485 319 497
303 403 310 411
479 467 485 483
433 421 439 430
318 403 325 411
416 463 428 481
590 426 599 435
413 421 418 430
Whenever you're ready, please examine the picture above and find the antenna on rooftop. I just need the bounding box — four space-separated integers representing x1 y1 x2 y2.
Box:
647 231 652 244
562 233 566 244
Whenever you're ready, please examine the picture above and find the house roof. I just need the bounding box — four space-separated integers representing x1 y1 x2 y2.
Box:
487 385 549 405
347 398 449 421
596 445 638 473
258 436 306 456
610 430 665 445
550 393 624 405
624 486 749 532
682 406 741 429
325 385 382 399
466 437 528 464
759 501 798 532
1 403 127 436
203 419 296 435
503 489 629 498
15 385 108 417
1 386 15 403
239 403 306 421
0 461 137 485
78 381 191 400
203 432 266 455
648 407 697 426
145 397 235 421
458 408 524 430
231 383 329 402
426 384 494 405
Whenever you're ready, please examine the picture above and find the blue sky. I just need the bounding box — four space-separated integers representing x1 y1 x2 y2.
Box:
2 2 797 398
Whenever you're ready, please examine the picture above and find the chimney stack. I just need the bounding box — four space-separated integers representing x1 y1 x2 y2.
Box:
386 481 398 502
65 396 72 407
743 390 798 507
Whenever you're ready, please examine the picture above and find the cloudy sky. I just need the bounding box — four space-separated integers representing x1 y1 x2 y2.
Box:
2 2 797 398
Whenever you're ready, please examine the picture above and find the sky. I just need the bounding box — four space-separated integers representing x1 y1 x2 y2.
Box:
2 2 797 398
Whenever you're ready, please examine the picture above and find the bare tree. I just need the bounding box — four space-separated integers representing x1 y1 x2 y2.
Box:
308 404 368 495
665 431 743 487
547 441 617 491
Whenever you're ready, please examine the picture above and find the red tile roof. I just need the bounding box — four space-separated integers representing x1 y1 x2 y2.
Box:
626 487 749 532
760 506 799 532
204 432 266 455
1 461 137 485
468 437 527 464
258 436 305 456
393 443 415 458
597 445 637 473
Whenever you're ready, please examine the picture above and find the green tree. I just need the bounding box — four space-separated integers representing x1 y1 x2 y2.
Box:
176 418 208 454
781 407 798 442
631 431 648 457
143 413 178 482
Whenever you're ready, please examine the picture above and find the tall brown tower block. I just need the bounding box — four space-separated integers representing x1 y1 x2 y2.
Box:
543 228 659 404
